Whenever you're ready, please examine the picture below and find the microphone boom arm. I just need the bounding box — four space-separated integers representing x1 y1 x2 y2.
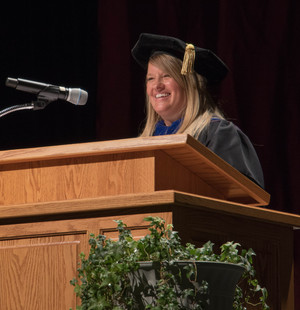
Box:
0 100 50 118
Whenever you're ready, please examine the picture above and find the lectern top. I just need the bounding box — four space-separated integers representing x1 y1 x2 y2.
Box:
0 134 270 206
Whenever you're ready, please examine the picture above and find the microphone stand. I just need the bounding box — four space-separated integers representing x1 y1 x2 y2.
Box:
0 100 51 118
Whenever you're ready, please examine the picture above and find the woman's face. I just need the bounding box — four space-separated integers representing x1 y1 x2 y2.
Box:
146 62 186 126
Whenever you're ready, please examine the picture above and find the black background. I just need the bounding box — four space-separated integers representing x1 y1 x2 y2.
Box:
0 1 98 150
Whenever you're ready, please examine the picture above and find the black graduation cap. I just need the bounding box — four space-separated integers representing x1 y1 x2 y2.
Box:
131 33 228 83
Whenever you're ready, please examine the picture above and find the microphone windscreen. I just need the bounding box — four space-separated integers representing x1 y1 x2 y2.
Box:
67 88 88 105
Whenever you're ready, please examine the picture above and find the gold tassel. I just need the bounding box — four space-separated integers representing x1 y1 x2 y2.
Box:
181 43 195 75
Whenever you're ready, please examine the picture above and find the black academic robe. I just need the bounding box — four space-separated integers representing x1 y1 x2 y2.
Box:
153 118 265 188
197 119 264 188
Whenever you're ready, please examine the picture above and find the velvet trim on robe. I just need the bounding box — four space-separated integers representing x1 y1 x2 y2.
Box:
153 119 182 135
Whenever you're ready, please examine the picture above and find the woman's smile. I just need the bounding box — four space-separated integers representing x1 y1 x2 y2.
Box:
155 93 170 99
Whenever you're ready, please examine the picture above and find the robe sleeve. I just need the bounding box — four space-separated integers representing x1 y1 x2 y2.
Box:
197 119 265 188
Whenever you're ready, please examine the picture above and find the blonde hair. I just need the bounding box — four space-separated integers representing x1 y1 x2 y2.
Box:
140 53 224 138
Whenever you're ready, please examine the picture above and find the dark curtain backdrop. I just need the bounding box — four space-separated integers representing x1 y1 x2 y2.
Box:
0 0 299 307
96 1 300 307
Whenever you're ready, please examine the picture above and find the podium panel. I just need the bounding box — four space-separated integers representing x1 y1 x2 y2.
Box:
0 210 172 310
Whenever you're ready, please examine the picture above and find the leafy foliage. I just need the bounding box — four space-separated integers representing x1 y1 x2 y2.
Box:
70 216 269 310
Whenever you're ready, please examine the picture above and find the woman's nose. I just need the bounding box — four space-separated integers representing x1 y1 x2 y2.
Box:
154 79 164 91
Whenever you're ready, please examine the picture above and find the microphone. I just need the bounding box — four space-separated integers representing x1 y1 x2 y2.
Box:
5 77 88 106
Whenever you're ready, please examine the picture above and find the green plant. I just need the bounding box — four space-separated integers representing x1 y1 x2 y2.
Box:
70 217 269 310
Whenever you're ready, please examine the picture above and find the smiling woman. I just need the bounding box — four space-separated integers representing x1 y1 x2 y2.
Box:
131 33 265 189
146 61 186 126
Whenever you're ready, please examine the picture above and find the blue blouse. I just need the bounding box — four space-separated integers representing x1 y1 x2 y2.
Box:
153 119 182 135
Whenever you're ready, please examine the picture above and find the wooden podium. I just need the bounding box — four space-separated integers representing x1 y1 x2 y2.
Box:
0 134 299 309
